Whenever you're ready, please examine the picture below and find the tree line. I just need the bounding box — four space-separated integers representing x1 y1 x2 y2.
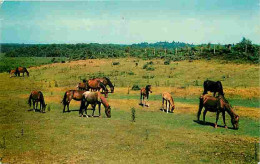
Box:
1 37 259 63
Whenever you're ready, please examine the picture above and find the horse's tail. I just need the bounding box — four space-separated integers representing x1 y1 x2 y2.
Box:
28 93 32 107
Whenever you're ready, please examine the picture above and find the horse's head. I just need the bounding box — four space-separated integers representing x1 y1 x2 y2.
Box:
105 106 111 118
231 115 239 130
43 103 47 112
171 105 175 112
146 85 152 93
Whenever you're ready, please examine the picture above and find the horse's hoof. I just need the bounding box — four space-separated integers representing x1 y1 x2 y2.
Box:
214 124 218 128
224 126 228 129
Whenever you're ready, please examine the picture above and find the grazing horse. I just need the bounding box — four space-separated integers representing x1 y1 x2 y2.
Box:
28 91 47 113
9 69 17 78
62 90 85 113
140 85 152 107
93 77 114 93
16 67 29 77
80 91 111 118
197 94 239 129
162 92 175 113
77 79 87 90
86 79 109 97
203 80 224 96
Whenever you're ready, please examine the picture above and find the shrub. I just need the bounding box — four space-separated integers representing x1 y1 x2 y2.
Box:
131 85 141 90
164 60 170 65
112 62 120 65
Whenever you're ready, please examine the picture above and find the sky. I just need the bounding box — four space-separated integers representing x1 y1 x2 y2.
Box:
0 0 259 44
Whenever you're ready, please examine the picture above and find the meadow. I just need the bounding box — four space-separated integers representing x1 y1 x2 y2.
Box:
0 58 259 163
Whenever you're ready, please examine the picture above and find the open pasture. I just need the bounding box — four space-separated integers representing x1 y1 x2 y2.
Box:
0 58 259 163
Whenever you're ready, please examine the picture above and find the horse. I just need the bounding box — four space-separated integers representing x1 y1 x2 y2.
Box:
203 80 224 96
80 91 111 118
197 94 239 129
76 79 87 90
16 67 29 77
62 90 86 113
93 77 114 93
161 92 175 113
140 85 152 107
9 69 17 78
86 79 109 97
28 91 47 113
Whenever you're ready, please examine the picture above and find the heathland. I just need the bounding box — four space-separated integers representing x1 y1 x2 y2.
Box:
0 57 259 163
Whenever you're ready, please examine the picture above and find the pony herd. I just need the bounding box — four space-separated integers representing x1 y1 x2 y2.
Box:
11 66 239 129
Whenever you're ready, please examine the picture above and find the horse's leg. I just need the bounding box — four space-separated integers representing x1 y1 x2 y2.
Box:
67 101 70 112
165 100 168 112
197 98 203 121
215 111 220 128
85 103 89 117
167 100 171 113
213 92 216 97
33 101 35 112
203 109 207 124
162 98 164 110
92 104 97 117
98 103 101 117
222 111 227 128
63 104 66 113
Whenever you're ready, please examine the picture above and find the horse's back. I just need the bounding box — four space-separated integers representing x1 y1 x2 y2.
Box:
31 90 41 100
83 91 99 103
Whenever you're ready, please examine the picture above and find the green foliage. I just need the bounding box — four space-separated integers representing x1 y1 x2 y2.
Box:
131 107 136 122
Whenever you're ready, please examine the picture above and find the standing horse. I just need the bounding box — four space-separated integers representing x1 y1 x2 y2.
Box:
86 79 109 97
28 91 47 113
16 67 29 77
162 92 175 113
77 79 87 90
9 69 17 78
93 77 114 93
203 80 224 96
197 94 239 129
140 85 152 107
62 90 85 113
80 91 111 118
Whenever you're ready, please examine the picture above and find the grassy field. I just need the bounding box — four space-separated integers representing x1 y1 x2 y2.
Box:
0 58 259 163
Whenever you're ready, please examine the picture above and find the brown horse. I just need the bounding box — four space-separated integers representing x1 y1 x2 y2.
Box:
62 90 85 113
140 85 152 107
77 79 87 90
197 94 239 129
16 67 29 77
93 77 114 93
9 69 17 78
28 91 47 113
86 79 108 97
80 91 111 118
162 92 175 113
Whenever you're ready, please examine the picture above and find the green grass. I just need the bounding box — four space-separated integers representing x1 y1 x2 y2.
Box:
0 57 259 163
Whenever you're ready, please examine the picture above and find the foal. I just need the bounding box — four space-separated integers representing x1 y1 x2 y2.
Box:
140 85 152 107
162 92 175 113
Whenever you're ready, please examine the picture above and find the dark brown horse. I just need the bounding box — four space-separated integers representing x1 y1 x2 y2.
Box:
197 94 239 129
16 67 29 77
203 80 224 96
28 91 47 113
93 77 114 93
62 90 85 113
86 79 108 97
80 91 111 118
140 85 152 107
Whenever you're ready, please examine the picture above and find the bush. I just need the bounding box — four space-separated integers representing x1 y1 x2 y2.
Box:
112 62 120 65
164 60 170 65
131 85 141 90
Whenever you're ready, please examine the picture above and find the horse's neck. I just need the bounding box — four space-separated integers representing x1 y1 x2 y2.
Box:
100 96 109 108
169 98 174 107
